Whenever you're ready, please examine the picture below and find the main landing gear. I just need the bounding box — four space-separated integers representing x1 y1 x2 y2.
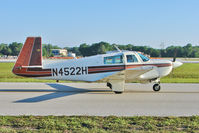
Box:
153 83 161 92
107 81 161 93
107 82 112 89
114 91 123 94
107 82 123 94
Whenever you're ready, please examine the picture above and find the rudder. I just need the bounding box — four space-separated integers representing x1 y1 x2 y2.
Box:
15 37 42 68
12 37 51 77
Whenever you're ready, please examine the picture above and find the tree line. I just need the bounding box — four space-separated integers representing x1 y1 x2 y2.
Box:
0 41 199 58
65 42 199 58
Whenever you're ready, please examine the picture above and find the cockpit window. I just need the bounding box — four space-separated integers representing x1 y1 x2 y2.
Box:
104 55 123 64
138 53 149 62
126 55 138 63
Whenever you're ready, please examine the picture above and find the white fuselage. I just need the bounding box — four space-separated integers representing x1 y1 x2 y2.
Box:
39 51 173 83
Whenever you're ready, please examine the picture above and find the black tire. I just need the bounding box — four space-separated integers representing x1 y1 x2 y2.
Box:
107 82 112 89
114 91 123 94
153 84 161 92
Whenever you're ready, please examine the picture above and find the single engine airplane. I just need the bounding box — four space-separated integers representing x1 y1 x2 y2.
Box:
12 37 183 93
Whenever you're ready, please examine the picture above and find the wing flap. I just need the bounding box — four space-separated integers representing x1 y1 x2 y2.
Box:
99 65 154 82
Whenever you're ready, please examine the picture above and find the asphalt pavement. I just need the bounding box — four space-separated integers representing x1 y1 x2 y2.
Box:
0 82 199 116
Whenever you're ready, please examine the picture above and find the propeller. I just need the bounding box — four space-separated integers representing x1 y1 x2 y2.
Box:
172 48 183 68
172 48 177 62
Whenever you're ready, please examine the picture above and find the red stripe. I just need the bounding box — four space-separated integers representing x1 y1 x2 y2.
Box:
88 66 124 72
87 63 172 74
14 68 51 75
127 63 171 68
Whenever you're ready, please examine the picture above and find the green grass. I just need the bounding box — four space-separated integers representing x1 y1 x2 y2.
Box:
0 62 199 83
0 116 199 132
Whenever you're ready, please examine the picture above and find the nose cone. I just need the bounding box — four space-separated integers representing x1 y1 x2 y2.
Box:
172 61 183 68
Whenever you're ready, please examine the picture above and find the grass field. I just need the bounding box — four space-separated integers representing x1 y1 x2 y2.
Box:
0 116 199 132
161 63 199 83
0 62 199 83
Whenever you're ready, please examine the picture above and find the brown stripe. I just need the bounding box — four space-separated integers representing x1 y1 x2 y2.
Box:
27 68 51 72
88 66 124 72
88 65 125 69
88 65 125 74
15 74 52 77
88 69 124 74
87 63 171 74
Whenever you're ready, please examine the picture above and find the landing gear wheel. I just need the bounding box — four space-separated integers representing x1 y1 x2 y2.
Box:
107 82 112 89
114 91 123 94
153 84 161 92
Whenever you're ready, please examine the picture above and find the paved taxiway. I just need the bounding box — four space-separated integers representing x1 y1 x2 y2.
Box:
0 83 199 116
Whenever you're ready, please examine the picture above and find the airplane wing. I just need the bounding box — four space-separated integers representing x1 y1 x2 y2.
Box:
99 65 154 82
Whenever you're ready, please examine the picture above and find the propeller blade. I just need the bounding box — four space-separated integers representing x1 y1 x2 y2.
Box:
173 48 177 62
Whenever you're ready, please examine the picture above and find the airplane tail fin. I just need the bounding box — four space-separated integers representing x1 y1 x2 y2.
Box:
12 37 51 77
14 37 42 68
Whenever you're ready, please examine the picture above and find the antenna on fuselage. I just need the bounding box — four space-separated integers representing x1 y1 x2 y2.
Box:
113 45 122 52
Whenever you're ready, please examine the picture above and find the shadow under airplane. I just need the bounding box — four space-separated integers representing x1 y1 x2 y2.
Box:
4 83 111 103
0 84 198 103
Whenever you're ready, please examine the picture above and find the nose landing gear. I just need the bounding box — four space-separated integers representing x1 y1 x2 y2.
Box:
153 83 161 92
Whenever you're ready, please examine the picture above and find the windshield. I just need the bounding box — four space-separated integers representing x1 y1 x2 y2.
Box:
138 53 149 62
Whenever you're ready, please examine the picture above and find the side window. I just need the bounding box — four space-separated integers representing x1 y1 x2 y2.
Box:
114 55 123 64
126 55 138 63
104 55 123 64
104 56 113 64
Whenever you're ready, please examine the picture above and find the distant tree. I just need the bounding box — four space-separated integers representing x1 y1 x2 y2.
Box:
191 46 199 57
1 40 199 58
146 48 153 55
65 47 81 56
0 44 12 56
9 42 23 56
90 42 108 55
165 46 176 57
125 44 133 51
42 47 48 57
183 43 193 57
42 44 60 57
150 49 160 57
79 43 90 56
118 45 127 50
176 46 184 57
